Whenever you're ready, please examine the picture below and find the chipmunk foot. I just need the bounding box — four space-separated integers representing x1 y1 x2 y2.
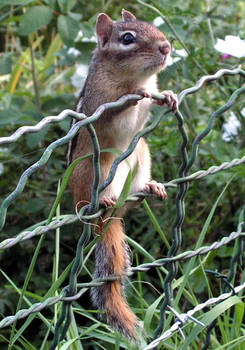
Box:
100 197 116 208
144 180 167 199
155 90 178 112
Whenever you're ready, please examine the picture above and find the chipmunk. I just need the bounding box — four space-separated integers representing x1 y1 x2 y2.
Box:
68 9 178 341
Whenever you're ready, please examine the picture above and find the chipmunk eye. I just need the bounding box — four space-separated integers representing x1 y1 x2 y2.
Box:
122 33 135 45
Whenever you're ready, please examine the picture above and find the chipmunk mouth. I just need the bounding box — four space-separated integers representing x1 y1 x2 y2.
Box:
144 57 167 73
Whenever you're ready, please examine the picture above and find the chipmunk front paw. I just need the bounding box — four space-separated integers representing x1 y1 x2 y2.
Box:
144 180 167 200
100 196 116 208
156 90 178 112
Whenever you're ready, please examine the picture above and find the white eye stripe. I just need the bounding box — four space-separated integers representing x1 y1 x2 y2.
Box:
119 43 137 50
109 42 137 51
119 30 137 38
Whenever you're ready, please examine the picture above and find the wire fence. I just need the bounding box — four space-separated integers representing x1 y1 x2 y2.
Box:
0 68 244 349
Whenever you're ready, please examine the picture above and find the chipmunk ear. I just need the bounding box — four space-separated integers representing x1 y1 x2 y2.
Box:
96 13 113 49
122 9 136 22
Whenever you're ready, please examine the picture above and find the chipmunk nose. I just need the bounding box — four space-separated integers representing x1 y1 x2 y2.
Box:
159 41 171 55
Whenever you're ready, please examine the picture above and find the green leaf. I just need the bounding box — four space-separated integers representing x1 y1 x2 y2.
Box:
59 337 81 350
66 308 84 350
58 0 76 13
58 15 79 45
80 22 94 38
144 294 164 333
48 148 121 223
10 260 73 346
127 237 162 263
16 337 37 350
42 0 56 8
26 126 49 148
174 178 233 307
143 199 170 248
47 153 92 222
0 0 34 10
75 42 95 64
0 110 23 125
114 169 133 209
83 331 129 348
19 6 53 36
20 198 46 214
180 296 243 350
114 161 138 209
0 54 12 74
0 268 51 347
234 301 245 328
6 37 46 93
39 34 63 81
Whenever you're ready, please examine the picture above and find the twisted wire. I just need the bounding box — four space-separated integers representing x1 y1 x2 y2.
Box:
178 68 245 104
0 225 243 329
202 208 245 350
143 282 245 350
153 74 245 342
0 68 244 349
0 110 86 145
0 278 117 329
0 94 144 231
132 226 244 272
0 215 78 250
0 154 244 252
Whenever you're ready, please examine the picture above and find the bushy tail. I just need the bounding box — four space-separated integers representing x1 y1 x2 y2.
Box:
91 219 138 340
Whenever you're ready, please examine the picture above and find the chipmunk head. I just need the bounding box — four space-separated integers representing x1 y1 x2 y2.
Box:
95 9 171 81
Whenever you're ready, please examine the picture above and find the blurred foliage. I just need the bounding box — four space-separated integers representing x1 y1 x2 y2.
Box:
0 0 244 349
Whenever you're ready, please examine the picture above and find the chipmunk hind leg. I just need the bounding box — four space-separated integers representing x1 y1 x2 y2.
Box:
130 138 151 194
130 138 168 200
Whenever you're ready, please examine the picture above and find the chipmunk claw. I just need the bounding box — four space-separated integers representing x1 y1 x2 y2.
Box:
155 90 178 112
144 180 168 200
100 196 116 208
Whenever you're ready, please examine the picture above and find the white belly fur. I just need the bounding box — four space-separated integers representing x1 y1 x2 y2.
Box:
101 74 158 199
101 140 150 199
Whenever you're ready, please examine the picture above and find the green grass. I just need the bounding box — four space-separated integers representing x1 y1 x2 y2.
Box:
0 0 244 349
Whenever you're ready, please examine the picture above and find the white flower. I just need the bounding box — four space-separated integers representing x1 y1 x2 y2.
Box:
68 47 81 57
167 49 188 66
0 148 8 175
214 35 245 58
71 64 88 96
82 35 96 43
222 112 241 142
153 16 164 27
76 30 96 43
241 107 245 117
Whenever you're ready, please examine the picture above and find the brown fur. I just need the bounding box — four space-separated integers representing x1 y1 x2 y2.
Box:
91 219 138 339
68 9 173 341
